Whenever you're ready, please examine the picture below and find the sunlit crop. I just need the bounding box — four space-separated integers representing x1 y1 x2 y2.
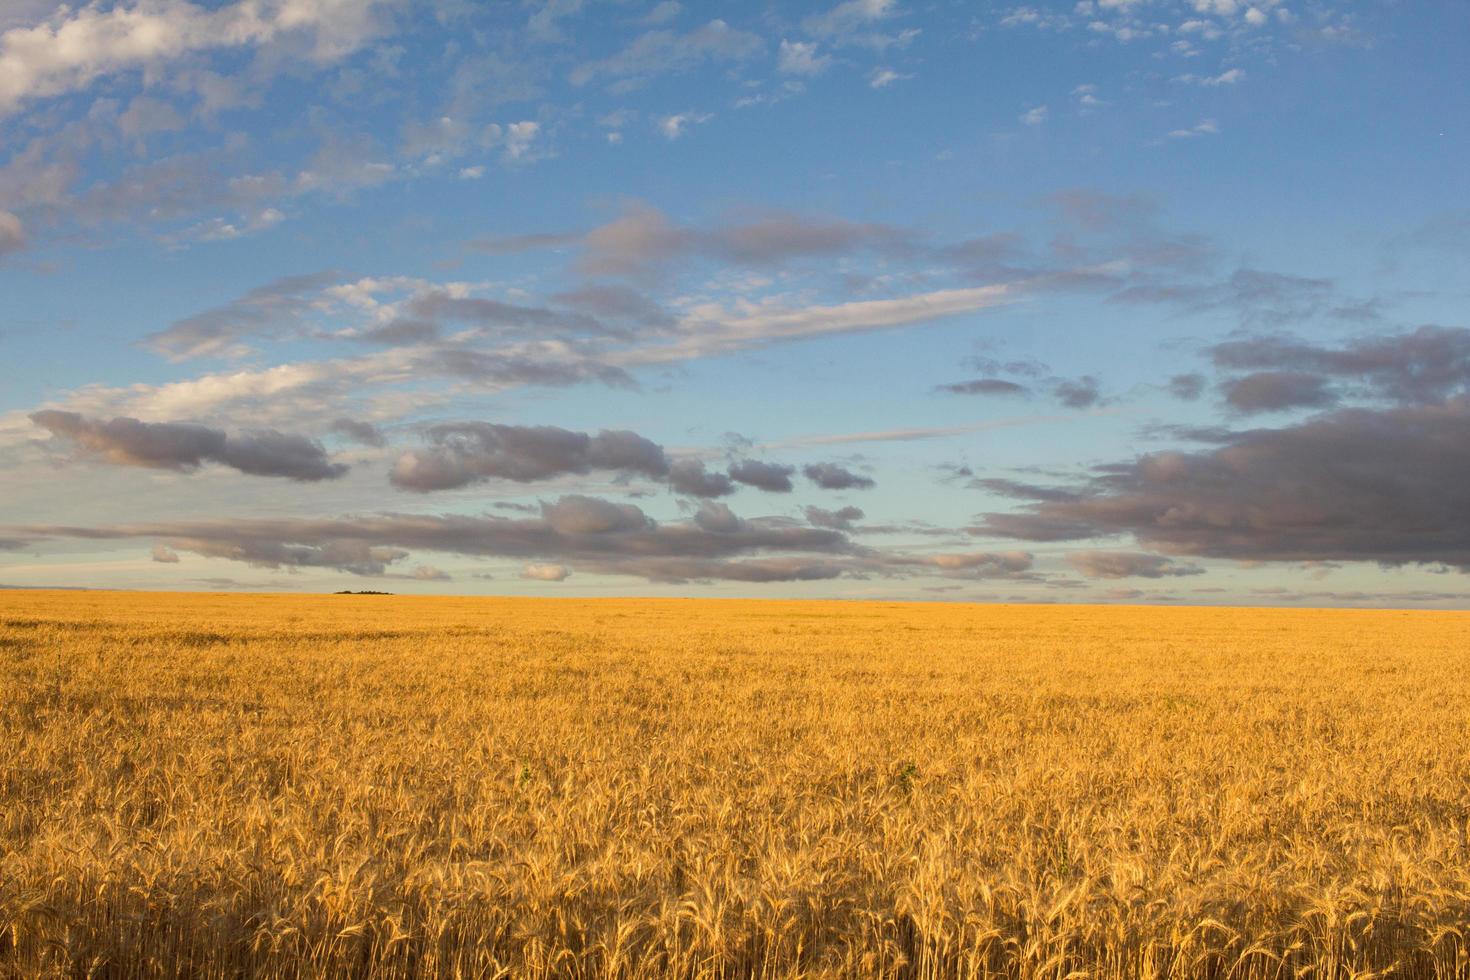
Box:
4 591 1470 978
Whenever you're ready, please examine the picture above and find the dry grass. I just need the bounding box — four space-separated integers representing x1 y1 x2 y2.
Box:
3 590 1470 979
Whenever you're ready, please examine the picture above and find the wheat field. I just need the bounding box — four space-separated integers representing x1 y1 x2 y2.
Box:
3 590 1470 978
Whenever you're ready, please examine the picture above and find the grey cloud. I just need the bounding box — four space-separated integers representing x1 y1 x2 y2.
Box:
541 495 652 534
330 418 387 447
805 505 864 529
357 319 440 345
419 348 637 389
882 550 1036 579
576 205 914 280
1046 189 1155 232
467 231 580 255
802 462 875 490
1052 376 1102 408
575 556 848 584
151 544 180 563
30 410 348 481
220 430 353 481
970 477 1082 503
1404 211 1470 253
1067 551 1205 579
1220 371 1337 414
10 495 857 582
667 458 736 498
939 233 1026 266
728 459 795 492
391 422 669 491
691 501 746 533
404 290 608 339
1210 326 1470 405
972 397 1470 569
551 283 675 328
1166 373 1206 400
143 271 338 360
937 378 1030 396
1111 268 1336 327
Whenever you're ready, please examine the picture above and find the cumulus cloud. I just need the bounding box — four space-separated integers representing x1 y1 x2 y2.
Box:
667 458 736 498
151 544 180 563
329 418 387 447
802 462 875 490
522 562 570 581
30 410 348 481
974 397 1470 570
1220 370 1337 414
691 500 745 533
1066 550 1205 579
390 422 669 491
805 505 864 529
728 459 796 492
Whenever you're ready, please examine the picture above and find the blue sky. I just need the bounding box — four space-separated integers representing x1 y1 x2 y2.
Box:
1 0 1468 605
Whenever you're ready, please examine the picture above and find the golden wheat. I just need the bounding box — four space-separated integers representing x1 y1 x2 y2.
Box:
3 590 1470 978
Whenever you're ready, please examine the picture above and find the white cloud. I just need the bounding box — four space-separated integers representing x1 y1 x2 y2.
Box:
868 67 912 88
569 19 762 91
504 121 541 160
1175 68 1244 85
804 0 897 38
1020 105 1049 126
1192 0 1239 15
0 0 398 117
1166 118 1219 139
0 209 24 255
1071 83 1106 108
640 1 682 25
523 562 570 581
657 111 711 140
630 282 1018 364
777 40 830 76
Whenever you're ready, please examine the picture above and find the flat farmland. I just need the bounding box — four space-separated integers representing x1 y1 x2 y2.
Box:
3 591 1470 978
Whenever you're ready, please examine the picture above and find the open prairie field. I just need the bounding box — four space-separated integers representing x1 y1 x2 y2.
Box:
4 591 1470 979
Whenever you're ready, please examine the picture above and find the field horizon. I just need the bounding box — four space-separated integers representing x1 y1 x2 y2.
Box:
5 586 1463 615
